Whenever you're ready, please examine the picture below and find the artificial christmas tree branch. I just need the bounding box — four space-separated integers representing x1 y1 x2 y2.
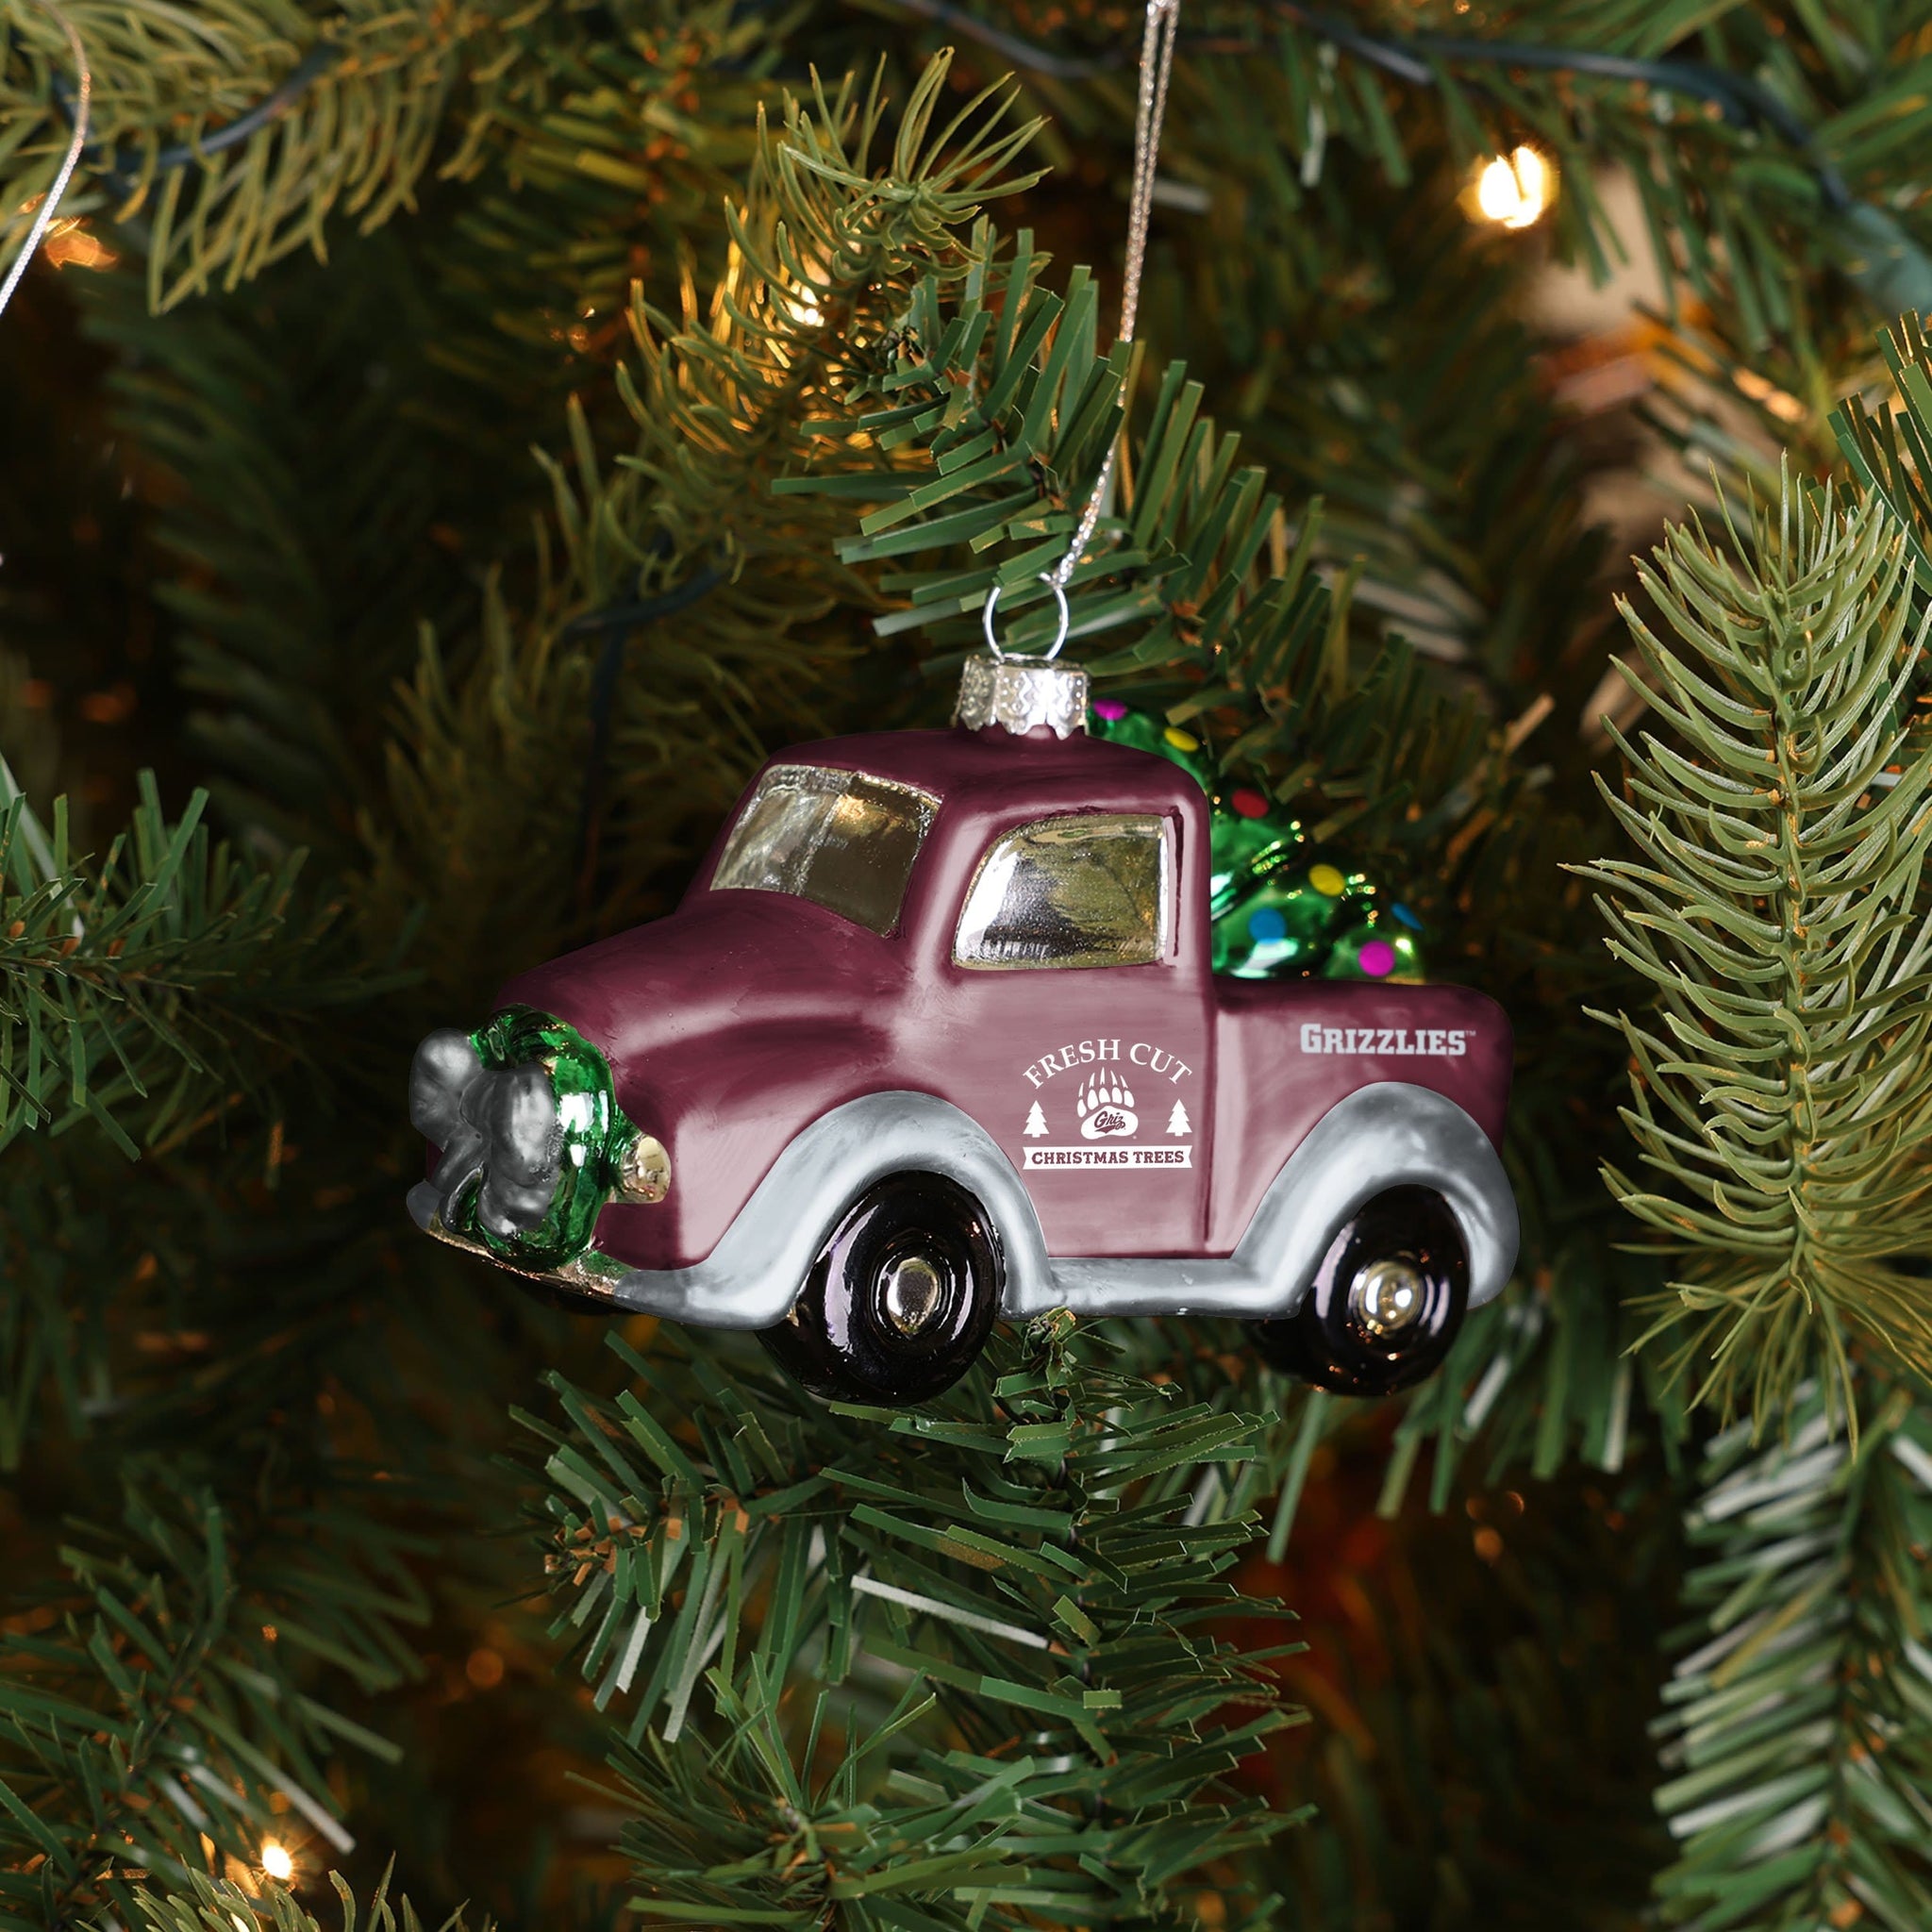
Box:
0 1474 425 1931
0 774 365 1157
792 213 1539 863
135 1870 477 1932
12 0 1932 1920
1652 1376 1932 1926
1835 312 1932 595
368 55 1045 980
10 0 1931 338
528 1318 1307 1927
67 233 516 866
0 0 532 309
893 0 1932 308
1581 477 1932 1430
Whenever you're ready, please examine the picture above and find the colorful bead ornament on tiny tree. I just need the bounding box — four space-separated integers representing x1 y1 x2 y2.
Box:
1087 698 1425 984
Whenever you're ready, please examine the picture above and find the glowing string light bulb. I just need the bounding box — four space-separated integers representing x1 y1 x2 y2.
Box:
1474 146 1554 230
261 1840 294 1882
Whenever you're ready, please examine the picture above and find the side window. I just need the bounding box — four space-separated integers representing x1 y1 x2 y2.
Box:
954 814 1171 971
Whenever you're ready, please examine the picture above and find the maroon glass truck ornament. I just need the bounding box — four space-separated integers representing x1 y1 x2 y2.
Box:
408 658 1517 1406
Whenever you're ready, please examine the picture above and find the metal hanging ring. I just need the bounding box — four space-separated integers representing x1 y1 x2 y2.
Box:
981 575 1072 664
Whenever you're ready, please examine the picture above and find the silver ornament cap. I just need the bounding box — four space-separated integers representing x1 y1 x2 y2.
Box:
954 651 1089 739
956 577 1087 738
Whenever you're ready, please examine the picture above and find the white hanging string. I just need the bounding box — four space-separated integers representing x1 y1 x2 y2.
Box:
1047 0 1181 595
986 0 1181 660
0 0 92 321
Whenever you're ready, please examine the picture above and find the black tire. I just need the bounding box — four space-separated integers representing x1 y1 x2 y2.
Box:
759 1173 1002 1405
1249 1186 1468 1397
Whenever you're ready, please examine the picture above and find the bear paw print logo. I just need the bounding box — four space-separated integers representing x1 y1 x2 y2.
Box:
1075 1073 1138 1141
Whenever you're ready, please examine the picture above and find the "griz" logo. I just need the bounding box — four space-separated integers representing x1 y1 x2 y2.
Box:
1075 1074 1138 1140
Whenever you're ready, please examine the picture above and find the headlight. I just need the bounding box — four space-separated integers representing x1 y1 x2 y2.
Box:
408 1005 668 1273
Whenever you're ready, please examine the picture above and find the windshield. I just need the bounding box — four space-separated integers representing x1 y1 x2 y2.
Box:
711 764 938 936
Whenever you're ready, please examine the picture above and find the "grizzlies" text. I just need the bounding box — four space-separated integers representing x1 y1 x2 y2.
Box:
1299 1023 1471 1058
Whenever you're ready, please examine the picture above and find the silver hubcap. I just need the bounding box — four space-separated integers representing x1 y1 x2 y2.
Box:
1349 1258 1426 1339
881 1254 947 1337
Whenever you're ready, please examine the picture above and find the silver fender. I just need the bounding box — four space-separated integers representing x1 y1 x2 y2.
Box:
536 1091 1056 1330
1014 1082 1518 1322
414 1082 1514 1331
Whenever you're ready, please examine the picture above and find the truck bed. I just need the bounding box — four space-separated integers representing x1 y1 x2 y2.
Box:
1208 977 1512 1255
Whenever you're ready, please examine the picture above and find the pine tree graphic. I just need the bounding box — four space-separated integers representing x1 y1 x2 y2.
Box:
1166 1100 1191 1137
1024 1100 1049 1138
